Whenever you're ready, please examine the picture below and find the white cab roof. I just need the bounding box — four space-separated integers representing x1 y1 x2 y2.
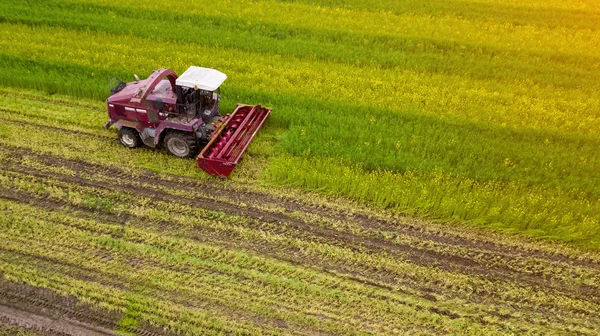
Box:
175 66 227 91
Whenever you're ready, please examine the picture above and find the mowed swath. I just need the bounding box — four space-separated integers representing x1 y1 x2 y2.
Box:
0 91 600 334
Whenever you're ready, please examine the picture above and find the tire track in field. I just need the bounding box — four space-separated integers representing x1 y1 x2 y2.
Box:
0 304 113 336
2 144 600 322
1 192 597 335
0 277 163 336
5 183 597 334
0 249 324 336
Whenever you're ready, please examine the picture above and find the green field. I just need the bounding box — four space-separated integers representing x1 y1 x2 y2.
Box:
0 0 599 334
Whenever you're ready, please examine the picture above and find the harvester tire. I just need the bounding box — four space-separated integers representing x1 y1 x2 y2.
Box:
118 128 141 148
164 131 198 158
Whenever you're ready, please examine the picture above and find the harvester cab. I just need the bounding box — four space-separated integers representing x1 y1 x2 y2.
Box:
174 66 224 123
105 66 271 178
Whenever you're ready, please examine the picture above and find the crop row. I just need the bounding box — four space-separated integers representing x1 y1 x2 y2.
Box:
263 0 600 30
2 0 598 93
0 22 596 135
65 0 600 57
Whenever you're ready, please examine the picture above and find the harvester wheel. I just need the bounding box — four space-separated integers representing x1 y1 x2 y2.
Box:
164 131 198 158
118 128 140 148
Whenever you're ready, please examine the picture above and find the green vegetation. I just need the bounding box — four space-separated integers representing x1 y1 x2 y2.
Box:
0 0 598 247
0 325 39 336
0 0 599 333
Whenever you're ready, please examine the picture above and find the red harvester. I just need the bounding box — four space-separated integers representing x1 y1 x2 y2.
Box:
104 66 271 178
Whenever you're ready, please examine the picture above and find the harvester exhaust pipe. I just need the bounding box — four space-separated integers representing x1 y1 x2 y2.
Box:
197 104 271 178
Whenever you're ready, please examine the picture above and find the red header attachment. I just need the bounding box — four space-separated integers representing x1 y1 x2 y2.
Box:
197 104 271 178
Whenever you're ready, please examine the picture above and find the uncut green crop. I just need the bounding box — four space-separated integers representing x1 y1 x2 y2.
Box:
0 0 598 247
